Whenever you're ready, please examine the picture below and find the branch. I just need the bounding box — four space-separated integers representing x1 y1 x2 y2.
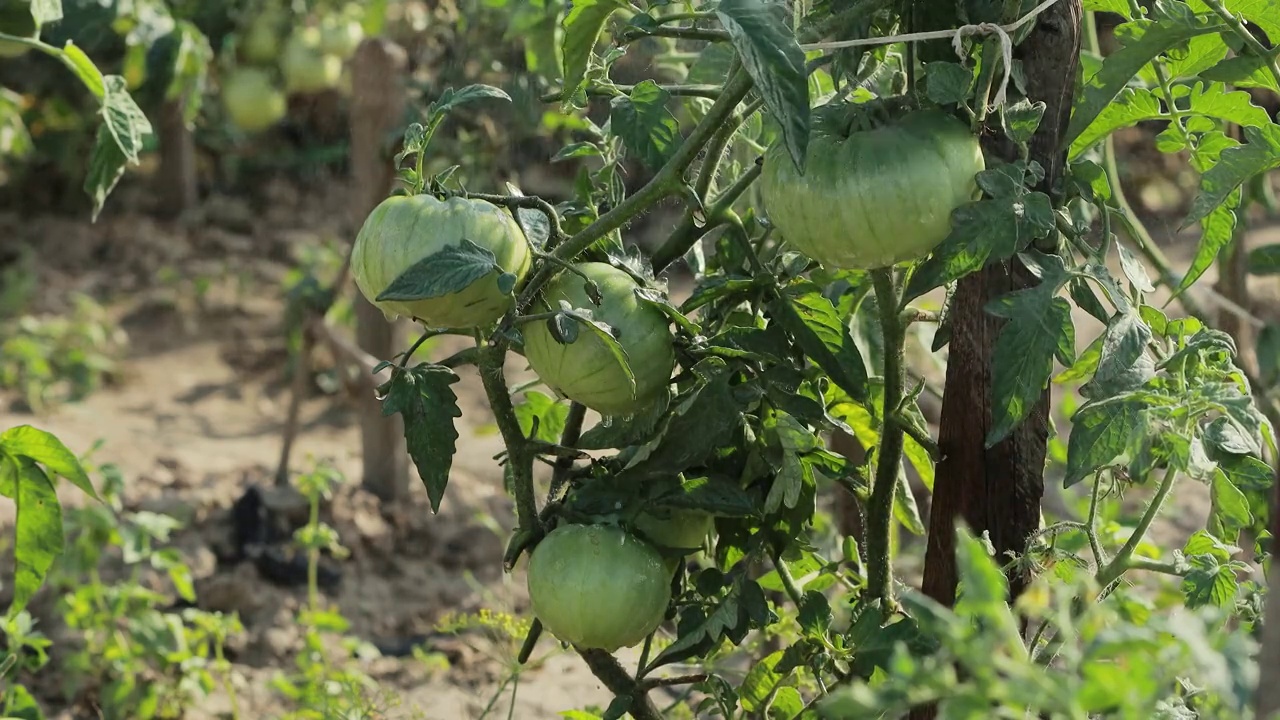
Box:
578 649 663 720
1096 466 1178 587
477 343 542 551
866 269 907 608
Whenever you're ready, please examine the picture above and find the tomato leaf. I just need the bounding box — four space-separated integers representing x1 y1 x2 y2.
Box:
1221 0 1280 40
514 390 569 444
715 0 809 172
1 682 43 719
924 61 973 106
376 239 504 303
1248 243 1280 275
1184 123 1280 229
84 76 152 221
6 458 64 618
904 192 1054 302
378 364 462 513
1065 10 1224 149
1201 54 1280 94
768 285 869 403
1065 397 1146 488
985 270 1075 447
0 425 98 501
559 0 630 100
1002 99 1045 146
1068 88 1163 160
652 475 756 517
1209 468 1253 541
740 650 787 712
559 309 639 401
624 361 740 476
1181 553 1239 609
431 84 512 116
610 80 680 171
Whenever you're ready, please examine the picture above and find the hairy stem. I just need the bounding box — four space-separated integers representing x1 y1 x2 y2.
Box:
511 68 754 319
1096 467 1178 587
866 268 907 607
578 649 663 720
773 552 806 609
477 343 540 539
1199 0 1280 88
552 402 587 487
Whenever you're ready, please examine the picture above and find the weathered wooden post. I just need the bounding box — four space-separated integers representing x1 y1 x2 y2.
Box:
349 38 410 501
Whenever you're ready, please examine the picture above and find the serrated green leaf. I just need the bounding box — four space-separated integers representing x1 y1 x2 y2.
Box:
1185 123 1280 228
925 61 973 105
1068 88 1163 159
1223 0 1280 40
1181 202 1239 292
1094 311 1153 390
1002 100 1045 145
716 0 809 172
1181 554 1238 609
651 578 745 667
740 650 787 712
8 459 63 618
377 239 503 303
434 84 512 115
1201 54 1280 94
1248 243 1280 275
625 363 739 476
1065 399 1146 487
30 0 62 24
514 390 569 444
986 290 1074 447
1209 468 1253 539
769 287 869 403
560 0 629 99
1083 0 1131 15
905 193 1055 301
1155 32 1229 81
653 475 756 517
0 425 98 501
1066 13 1224 147
1182 82 1272 129
610 80 680 171
379 364 462 513
1 680 44 720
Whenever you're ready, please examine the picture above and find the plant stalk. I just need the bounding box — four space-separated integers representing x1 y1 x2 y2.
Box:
1199 0 1280 88
1096 466 1178 587
866 268 907 606
512 67 754 317
578 649 663 720
477 343 540 539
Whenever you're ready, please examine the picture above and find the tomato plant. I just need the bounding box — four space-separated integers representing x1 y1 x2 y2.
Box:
352 0 1280 717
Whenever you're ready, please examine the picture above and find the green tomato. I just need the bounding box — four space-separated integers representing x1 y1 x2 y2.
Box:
522 262 675 417
221 67 287 133
0 1 39 59
319 15 363 58
526 524 671 652
350 195 532 329
634 508 713 552
279 27 343 94
759 108 984 270
242 14 283 64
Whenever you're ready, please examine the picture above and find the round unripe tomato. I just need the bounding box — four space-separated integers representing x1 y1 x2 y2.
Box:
242 14 283 64
0 1 39 59
759 108 984 270
526 524 671 652
350 195 532 329
522 262 675 417
221 67 287 133
279 27 343 94
319 15 363 58
635 508 713 552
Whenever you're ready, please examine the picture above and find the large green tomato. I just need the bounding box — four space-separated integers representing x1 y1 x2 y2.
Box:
221 68 287 133
526 524 671 652
0 1 39 58
522 262 675 417
759 108 984 270
279 27 343 94
350 195 532 329
319 15 363 59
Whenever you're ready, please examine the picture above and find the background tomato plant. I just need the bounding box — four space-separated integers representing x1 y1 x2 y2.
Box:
5 0 1280 718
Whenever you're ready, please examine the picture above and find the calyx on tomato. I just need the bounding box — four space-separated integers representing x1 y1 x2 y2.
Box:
221 67 287 133
0 1 39 58
279 27 343 94
526 524 671 652
350 195 532 329
522 262 675 417
759 103 984 270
